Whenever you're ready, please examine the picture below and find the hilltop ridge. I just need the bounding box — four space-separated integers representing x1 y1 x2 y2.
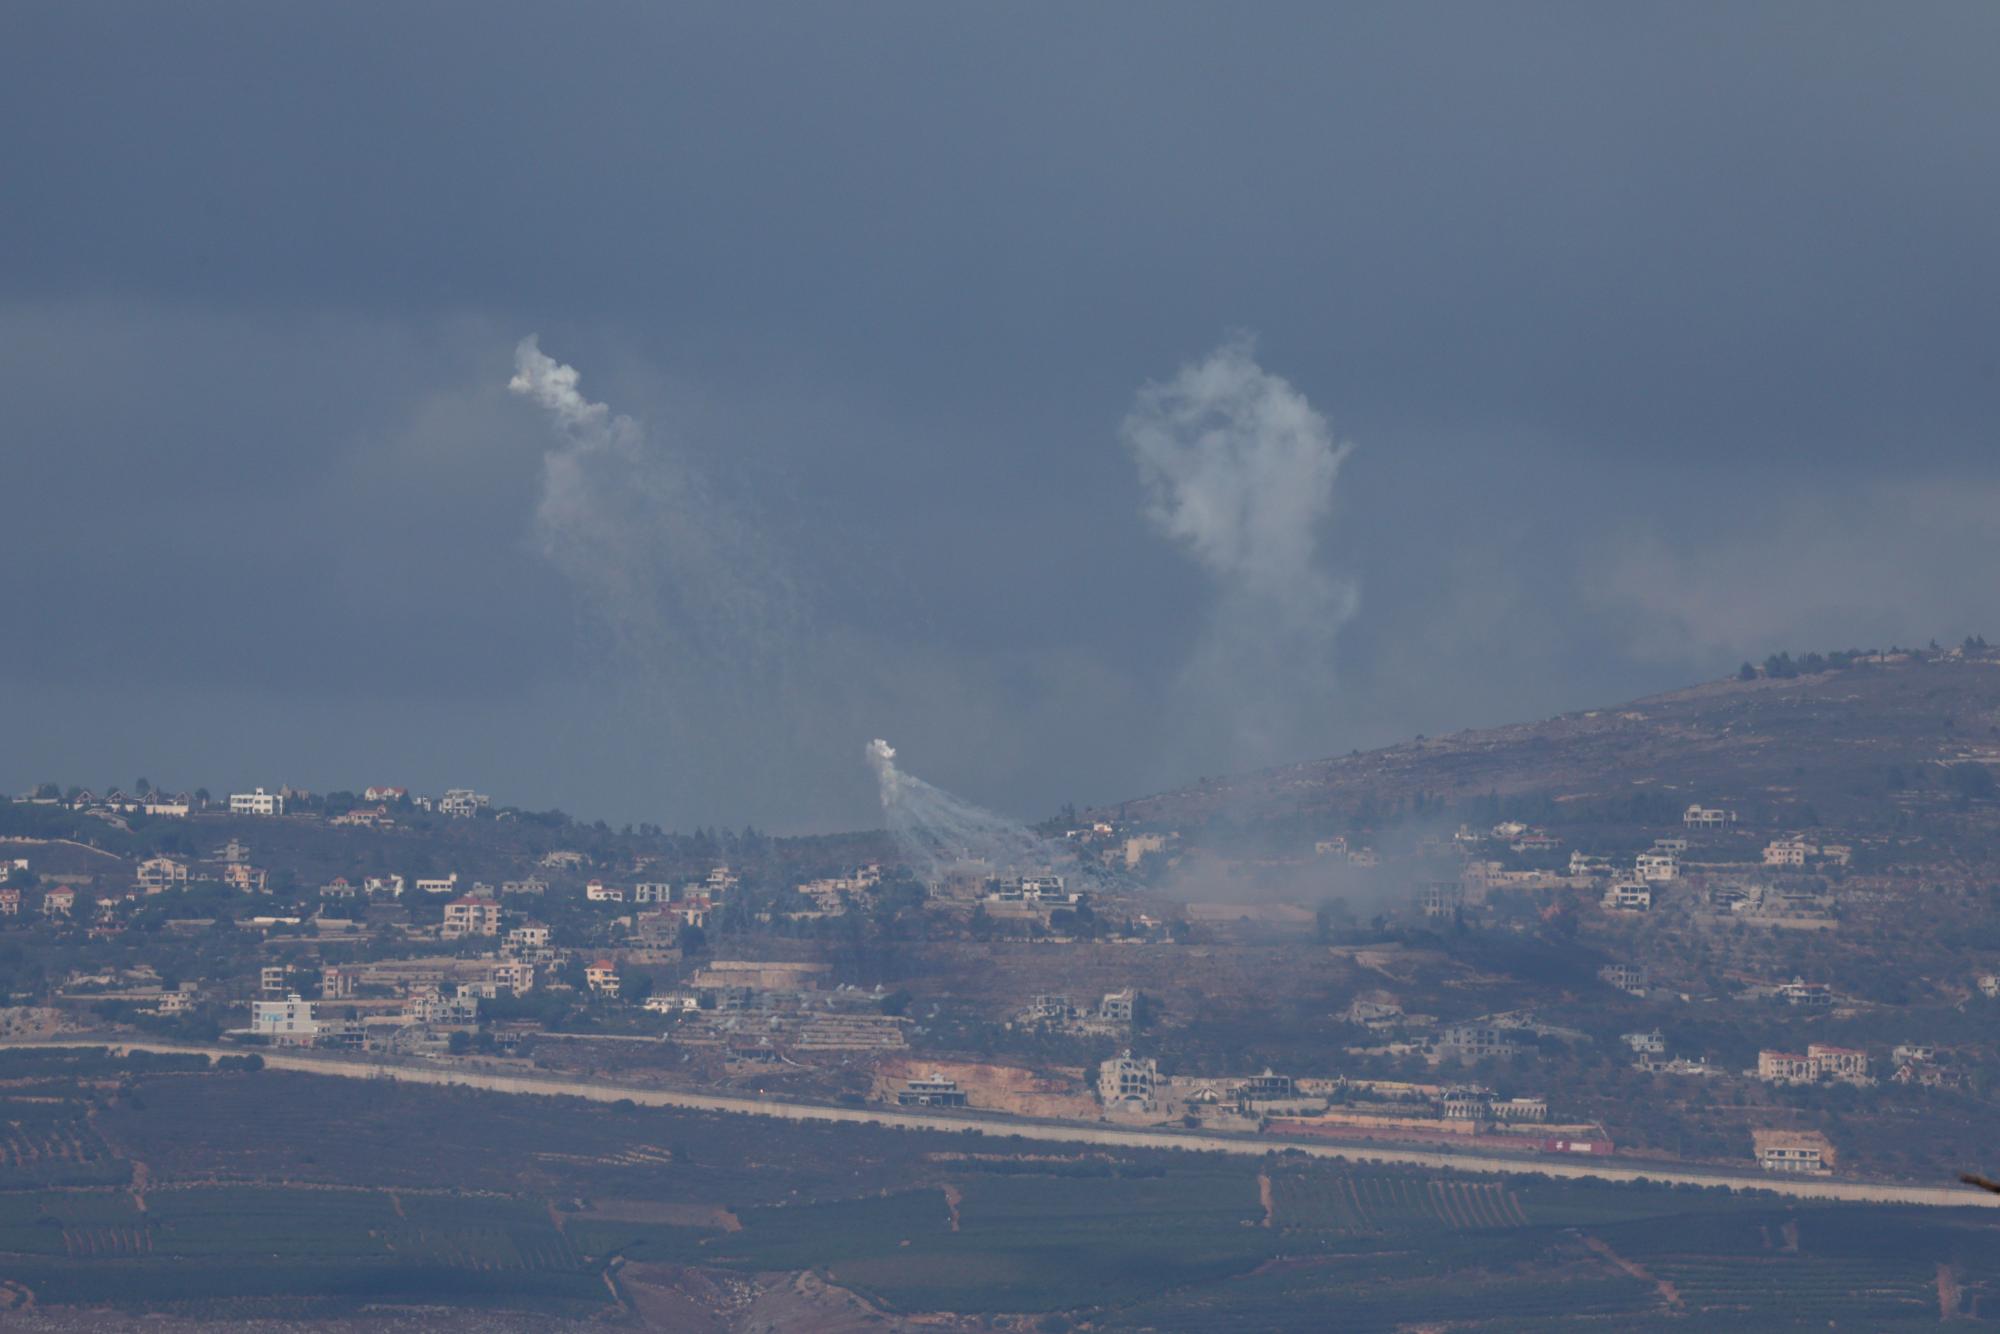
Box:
1108 649 2000 831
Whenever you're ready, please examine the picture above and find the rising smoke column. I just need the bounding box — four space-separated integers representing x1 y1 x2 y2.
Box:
1121 334 1358 771
867 739 1078 884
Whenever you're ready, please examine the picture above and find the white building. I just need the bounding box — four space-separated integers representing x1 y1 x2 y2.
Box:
438 788 490 819
229 788 285 817
1683 804 1736 829
1634 853 1678 883
414 873 459 895
252 993 319 1045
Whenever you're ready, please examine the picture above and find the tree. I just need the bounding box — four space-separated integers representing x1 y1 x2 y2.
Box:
1738 661 1757 682
447 1030 472 1055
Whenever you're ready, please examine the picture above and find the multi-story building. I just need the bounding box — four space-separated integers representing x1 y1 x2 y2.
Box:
1098 1052 1158 1111
1764 837 1813 867
1683 804 1736 829
585 959 620 997
252 993 319 1045
136 857 190 894
1603 882 1652 912
1635 853 1678 883
1753 1128 1835 1174
1599 963 1649 994
229 788 285 816
442 895 501 939
505 923 551 954
438 788 489 819
897 1073 970 1107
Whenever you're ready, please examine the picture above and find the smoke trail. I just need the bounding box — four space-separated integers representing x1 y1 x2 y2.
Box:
867 739 1080 884
1121 334 1358 770
508 336 807 805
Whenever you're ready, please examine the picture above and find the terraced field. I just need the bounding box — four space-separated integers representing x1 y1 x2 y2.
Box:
0 1048 1993 1326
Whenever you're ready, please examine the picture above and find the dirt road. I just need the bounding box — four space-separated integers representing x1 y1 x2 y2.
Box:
17 1039 1997 1210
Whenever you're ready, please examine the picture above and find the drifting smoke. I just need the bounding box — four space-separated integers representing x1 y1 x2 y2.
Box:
867 738 1079 884
1122 334 1358 772
508 336 806 804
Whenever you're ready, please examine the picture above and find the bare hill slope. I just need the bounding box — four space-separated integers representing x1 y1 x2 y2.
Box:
1111 651 2000 830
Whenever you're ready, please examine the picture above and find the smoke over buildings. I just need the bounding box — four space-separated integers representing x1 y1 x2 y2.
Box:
1121 335 1358 775
867 738 1079 884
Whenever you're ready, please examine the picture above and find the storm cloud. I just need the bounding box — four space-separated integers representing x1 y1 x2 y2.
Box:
4 5 1999 828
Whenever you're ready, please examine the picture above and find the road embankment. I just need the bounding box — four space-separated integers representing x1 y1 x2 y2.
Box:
12 1038 1996 1210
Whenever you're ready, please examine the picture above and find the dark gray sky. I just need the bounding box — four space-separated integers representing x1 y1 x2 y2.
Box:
5 4 1998 830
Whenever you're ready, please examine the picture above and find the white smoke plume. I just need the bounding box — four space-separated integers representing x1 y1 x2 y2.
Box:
508 336 803 784
1122 334 1358 771
867 738 1079 884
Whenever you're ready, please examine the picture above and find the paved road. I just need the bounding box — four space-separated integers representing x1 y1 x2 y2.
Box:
17 1039 1998 1210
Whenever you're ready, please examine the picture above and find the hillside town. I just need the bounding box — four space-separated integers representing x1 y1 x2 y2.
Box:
6 653 2000 1194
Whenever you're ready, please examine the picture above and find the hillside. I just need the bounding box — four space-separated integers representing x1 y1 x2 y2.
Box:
1109 650 2000 831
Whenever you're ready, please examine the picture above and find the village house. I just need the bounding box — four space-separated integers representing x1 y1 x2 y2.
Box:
441 895 501 939
362 786 407 803
585 879 624 903
136 857 190 894
1764 837 1814 867
364 874 406 898
229 788 285 816
1777 977 1834 1008
540 850 588 871
329 805 391 828
897 1072 969 1107
500 877 548 897
142 792 191 817
1098 1052 1159 1111
1623 1029 1667 1056
1435 1022 1518 1060
261 965 290 996
1634 852 1678 883
438 788 489 819
487 959 535 993
1683 804 1736 829
632 881 673 904
220 863 267 894
321 965 356 1000
1602 882 1652 912
0 887 19 916
1979 974 2000 1000
1753 1128 1836 1174
1598 963 1648 995
505 923 551 954
584 959 620 996
43 885 75 916
319 876 358 899
1757 1043 1870 1085
1417 881 1461 919
415 873 459 895
643 991 701 1015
